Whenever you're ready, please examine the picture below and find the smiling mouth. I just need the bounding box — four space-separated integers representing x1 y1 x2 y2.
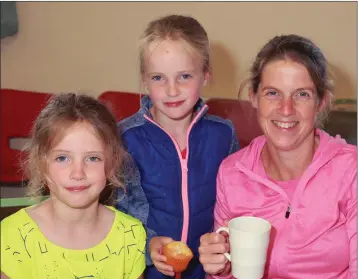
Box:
272 121 298 129
164 101 185 107
65 186 89 192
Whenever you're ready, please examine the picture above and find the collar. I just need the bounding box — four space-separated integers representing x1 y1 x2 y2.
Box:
139 95 208 119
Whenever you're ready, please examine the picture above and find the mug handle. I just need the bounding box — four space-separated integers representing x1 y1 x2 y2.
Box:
216 227 231 262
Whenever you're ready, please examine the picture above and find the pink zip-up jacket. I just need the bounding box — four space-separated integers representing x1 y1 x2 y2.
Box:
212 129 356 279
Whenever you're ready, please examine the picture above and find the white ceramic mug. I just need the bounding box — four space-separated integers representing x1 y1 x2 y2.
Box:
216 216 271 279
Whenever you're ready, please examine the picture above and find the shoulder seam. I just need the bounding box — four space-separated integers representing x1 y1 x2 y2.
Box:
117 112 146 135
203 114 234 128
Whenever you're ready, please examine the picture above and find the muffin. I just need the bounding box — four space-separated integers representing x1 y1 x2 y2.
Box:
163 241 194 272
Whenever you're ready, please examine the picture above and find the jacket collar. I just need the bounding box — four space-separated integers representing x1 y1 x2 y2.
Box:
233 129 353 202
139 95 208 120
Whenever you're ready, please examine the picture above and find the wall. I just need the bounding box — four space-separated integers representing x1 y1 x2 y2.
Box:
1 2 356 100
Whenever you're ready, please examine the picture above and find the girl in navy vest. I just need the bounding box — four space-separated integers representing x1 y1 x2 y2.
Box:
116 14 240 279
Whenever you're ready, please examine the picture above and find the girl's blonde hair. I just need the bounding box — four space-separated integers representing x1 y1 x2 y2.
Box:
139 14 211 75
25 93 127 205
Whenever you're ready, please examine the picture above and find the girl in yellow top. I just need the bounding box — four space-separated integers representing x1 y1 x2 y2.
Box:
1 93 146 279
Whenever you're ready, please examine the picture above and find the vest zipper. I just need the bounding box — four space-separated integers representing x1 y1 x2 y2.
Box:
143 105 207 245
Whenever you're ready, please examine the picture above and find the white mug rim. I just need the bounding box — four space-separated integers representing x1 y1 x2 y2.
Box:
228 216 271 234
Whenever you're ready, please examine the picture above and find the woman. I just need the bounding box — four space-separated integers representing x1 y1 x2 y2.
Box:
198 34 356 279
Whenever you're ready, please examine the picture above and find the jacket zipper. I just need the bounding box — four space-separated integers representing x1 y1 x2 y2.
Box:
234 162 293 220
285 204 291 219
143 105 207 245
143 117 190 242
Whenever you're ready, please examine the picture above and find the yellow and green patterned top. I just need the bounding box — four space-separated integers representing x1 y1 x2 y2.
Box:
1 206 146 279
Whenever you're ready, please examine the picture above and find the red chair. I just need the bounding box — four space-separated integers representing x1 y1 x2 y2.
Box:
98 91 141 121
206 98 263 148
0 89 52 184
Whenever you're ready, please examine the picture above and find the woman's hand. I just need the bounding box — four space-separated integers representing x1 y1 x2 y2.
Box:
149 236 175 277
198 232 231 276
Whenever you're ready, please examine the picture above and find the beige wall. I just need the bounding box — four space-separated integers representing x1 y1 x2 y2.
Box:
1 2 356 100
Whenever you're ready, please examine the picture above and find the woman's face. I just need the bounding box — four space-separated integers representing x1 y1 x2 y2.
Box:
250 59 323 151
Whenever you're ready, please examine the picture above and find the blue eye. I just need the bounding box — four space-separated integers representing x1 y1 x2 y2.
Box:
263 90 281 100
267 90 277 96
55 156 68 162
88 156 101 162
151 75 162 81
294 91 312 100
181 74 191 80
299 91 309 97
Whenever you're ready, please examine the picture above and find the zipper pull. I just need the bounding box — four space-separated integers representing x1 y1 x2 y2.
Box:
285 205 291 219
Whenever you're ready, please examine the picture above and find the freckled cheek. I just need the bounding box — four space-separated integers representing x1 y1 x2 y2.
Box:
297 105 317 121
303 112 316 121
148 85 166 100
182 84 201 98
47 164 66 177
46 166 67 187
87 165 107 182
257 106 275 122
256 99 275 117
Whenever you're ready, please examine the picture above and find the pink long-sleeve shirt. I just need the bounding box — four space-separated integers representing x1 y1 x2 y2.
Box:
212 129 356 279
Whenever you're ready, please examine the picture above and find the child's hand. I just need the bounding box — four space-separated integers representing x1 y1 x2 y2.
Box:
149 236 175 277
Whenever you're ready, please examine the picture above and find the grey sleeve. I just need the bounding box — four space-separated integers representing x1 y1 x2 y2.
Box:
228 123 241 155
116 156 157 266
